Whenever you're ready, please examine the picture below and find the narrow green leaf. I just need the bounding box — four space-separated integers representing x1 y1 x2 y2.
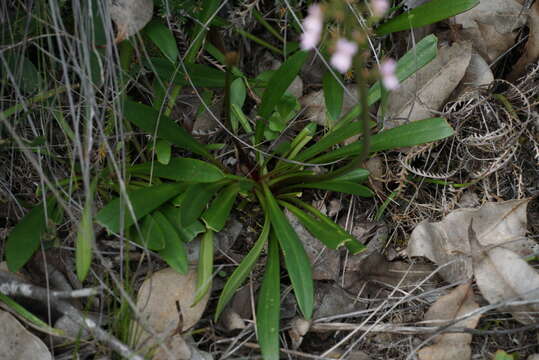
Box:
289 199 366 255
181 182 224 227
377 0 479 35
149 58 226 87
258 51 308 119
96 183 185 234
144 20 179 62
280 201 351 250
331 168 370 183
130 157 225 183
155 139 172 165
215 214 270 320
230 78 246 133
201 183 241 232
0 293 65 337
153 211 188 274
323 70 344 124
193 229 214 305
299 180 374 197
312 117 454 164
256 235 281 360
6 200 57 272
124 100 214 160
76 201 94 281
263 184 313 319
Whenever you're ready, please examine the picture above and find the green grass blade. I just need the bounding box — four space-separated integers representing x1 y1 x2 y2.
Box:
262 183 313 320
76 201 94 281
124 100 214 160
330 168 370 182
193 229 214 306
215 213 270 320
256 235 281 360
201 183 241 232
323 70 344 124
96 183 185 234
143 20 179 62
129 157 225 183
312 117 454 164
257 50 308 119
153 211 188 274
377 0 479 35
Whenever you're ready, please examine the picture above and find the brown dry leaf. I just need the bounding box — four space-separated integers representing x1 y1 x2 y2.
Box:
453 0 527 62
109 0 153 42
469 223 539 325
132 267 210 357
459 51 494 90
508 1 539 81
418 282 480 360
407 199 537 283
383 41 472 129
0 310 52 360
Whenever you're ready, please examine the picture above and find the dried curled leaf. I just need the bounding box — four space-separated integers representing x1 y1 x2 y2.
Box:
383 41 472 128
109 0 153 42
407 199 537 283
469 223 539 325
418 282 480 360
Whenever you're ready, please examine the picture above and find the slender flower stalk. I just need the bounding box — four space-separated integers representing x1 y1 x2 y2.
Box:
330 38 358 73
380 58 399 90
300 4 324 50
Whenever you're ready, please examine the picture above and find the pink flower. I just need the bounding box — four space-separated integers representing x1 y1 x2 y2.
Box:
330 38 358 73
300 4 324 50
371 0 389 17
380 58 399 90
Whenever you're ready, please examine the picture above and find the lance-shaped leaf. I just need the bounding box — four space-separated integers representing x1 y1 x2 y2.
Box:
202 183 241 232
296 180 374 197
180 182 224 228
377 0 479 35
143 20 179 63
133 214 166 251
258 51 308 119
6 199 58 272
148 58 226 87
193 229 214 306
130 157 224 183
263 184 313 319
312 117 454 164
280 201 351 250
323 70 344 124
153 211 188 275
76 201 94 281
289 199 366 255
161 204 205 242
215 214 270 320
96 182 185 234
256 236 281 360
124 100 214 160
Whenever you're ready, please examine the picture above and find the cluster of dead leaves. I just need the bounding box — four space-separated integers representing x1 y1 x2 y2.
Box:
407 199 539 359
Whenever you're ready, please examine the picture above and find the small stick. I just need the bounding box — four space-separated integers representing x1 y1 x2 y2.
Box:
0 270 143 360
